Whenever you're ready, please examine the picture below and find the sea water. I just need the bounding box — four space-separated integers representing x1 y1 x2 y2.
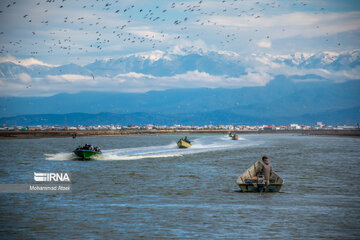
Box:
0 134 359 239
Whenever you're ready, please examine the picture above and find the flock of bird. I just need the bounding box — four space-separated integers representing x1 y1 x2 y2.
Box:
0 0 335 65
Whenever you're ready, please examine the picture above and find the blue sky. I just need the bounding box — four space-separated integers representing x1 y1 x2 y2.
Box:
0 0 359 96
0 0 359 64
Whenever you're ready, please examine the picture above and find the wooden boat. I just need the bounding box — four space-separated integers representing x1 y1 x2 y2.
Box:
73 144 102 160
232 134 239 140
177 138 191 148
236 161 283 192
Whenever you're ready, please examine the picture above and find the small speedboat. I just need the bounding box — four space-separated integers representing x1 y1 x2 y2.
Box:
177 137 191 148
236 161 283 192
73 144 102 160
232 134 239 140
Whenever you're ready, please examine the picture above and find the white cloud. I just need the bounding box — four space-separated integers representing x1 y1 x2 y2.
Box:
206 11 360 39
171 70 222 83
113 72 154 83
257 40 272 48
46 74 93 83
115 72 154 79
267 64 360 82
102 70 272 91
0 56 59 67
17 73 32 83
227 71 273 87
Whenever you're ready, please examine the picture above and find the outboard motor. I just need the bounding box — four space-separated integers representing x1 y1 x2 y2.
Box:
257 175 266 192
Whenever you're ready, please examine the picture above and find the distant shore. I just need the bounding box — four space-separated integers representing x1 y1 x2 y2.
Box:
0 129 359 139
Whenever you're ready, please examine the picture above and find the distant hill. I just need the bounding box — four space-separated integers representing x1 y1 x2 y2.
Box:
1 105 359 126
0 76 359 125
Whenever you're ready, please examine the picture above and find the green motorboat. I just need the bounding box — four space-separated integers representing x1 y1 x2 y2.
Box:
73 144 102 160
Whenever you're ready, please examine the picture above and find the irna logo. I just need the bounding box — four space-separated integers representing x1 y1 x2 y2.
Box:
34 172 71 182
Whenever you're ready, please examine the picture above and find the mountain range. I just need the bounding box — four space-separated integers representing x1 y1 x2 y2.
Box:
1 49 359 80
0 77 359 126
0 48 359 126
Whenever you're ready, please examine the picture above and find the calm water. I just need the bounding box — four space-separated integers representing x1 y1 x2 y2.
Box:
0 134 359 239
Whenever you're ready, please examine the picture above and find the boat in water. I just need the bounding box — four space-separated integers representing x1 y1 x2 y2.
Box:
236 161 284 192
232 134 239 140
73 144 102 160
177 137 191 148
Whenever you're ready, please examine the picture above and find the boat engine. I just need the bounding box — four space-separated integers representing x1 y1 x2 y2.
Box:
257 175 266 192
257 175 265 185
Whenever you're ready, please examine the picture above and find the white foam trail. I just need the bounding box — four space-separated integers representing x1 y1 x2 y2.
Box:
45 135 260 161
98 153 183 161
99 142 183 161
45 153 76 161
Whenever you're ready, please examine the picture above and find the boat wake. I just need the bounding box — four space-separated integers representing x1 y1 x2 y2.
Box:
45 135 260 161
45 152 77 161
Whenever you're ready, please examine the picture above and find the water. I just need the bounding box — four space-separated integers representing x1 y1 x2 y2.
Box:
0 134 359 239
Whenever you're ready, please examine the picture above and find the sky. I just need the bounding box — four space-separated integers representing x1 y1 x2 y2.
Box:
0 0 359 96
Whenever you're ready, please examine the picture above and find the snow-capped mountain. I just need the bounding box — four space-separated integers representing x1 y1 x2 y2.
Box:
84 50 246 77
268 50 360 70
0 48 359 97
1 49 359 78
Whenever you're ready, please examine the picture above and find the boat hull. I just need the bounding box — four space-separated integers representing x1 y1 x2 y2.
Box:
177 140 191 148
238 183 282 192
232 134 239 140
73 150 101 160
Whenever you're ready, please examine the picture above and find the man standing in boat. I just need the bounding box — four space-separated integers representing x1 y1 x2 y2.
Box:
258 155 273 186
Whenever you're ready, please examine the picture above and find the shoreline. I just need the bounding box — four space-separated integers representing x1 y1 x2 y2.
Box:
0 129 359 139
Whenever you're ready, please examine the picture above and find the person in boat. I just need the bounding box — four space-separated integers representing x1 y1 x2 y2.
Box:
184 136 191 144
257 155 274 186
